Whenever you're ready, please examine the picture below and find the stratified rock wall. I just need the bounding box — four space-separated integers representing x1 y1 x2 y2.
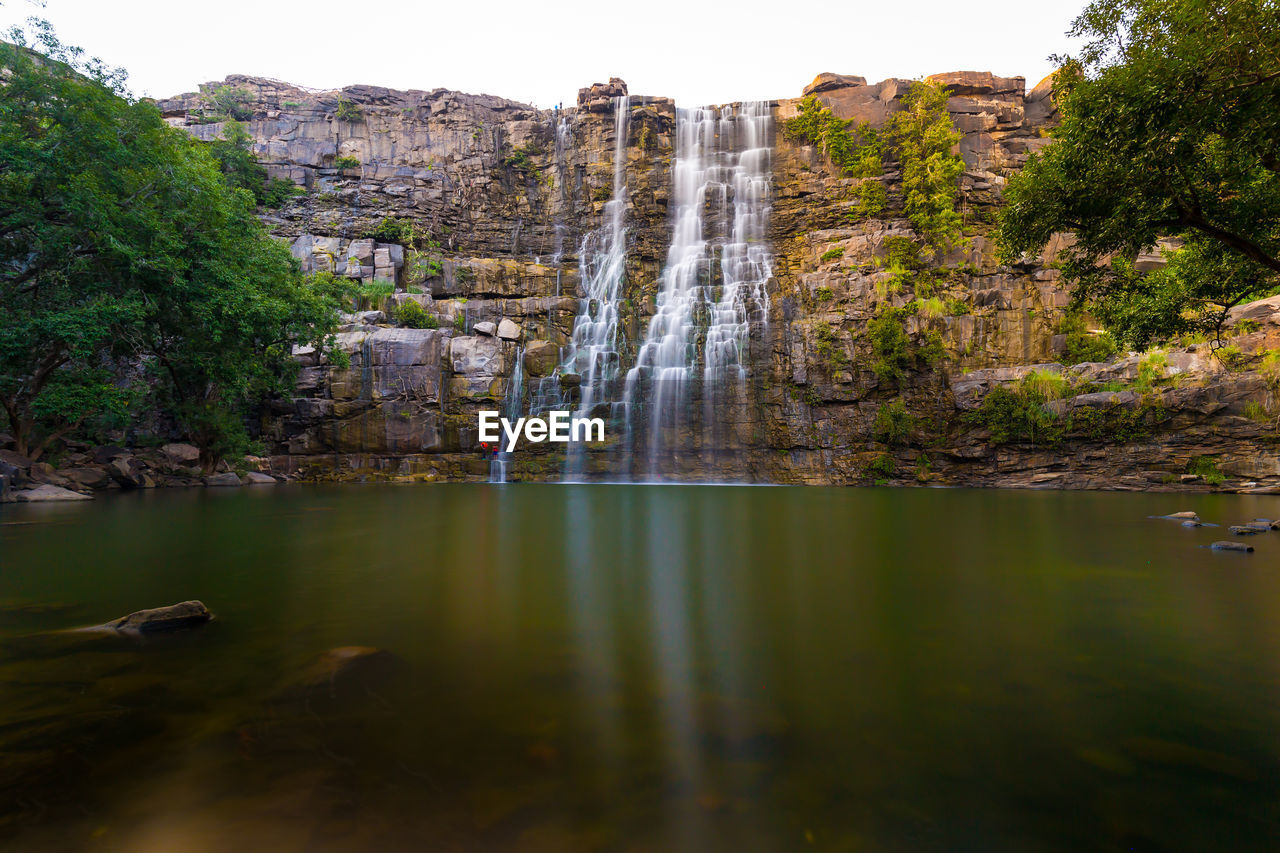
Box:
147 72 1280 492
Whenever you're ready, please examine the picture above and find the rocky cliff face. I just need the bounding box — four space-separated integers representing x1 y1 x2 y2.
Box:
149 71 1280 492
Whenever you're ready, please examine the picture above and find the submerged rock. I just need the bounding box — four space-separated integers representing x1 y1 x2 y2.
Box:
1229 525 1264 536
1210 541 1254 553
109 600 213 635
1181 520 1202 528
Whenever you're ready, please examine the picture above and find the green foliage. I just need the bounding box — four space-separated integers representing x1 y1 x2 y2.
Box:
998 0 1280 346
1134 350 1167 391
816 286 834 301
882 81 965 253
1058 310 1118 363
501 143 543 174
393 300 438 329
783 96 882 178
820 246 845 262
969 386 1064 445
946 298 971 316
367 217 416 245
873 400 914 446
812 321 848 368
209 122 302 209
869 452 896 481
868 307 913 386
1186 455 1226 485
848 180 887 220
1022 368 1071 401
916 297 946 320
0 25 349 464
333 155 360 170
196 84 254 123
353 280 395 310
335 94 363 122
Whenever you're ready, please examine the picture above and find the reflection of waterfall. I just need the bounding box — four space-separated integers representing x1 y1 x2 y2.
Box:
489 345 525 483
624 102 773 481
535 95 629 482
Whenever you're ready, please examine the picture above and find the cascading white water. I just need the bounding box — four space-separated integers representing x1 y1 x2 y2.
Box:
489 344 525 483
624 101 773 480
552 95 630 481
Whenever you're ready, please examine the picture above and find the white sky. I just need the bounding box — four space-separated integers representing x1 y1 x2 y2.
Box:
1 0 1084 107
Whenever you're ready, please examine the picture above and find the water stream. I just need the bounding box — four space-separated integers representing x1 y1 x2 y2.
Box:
624 102 773 480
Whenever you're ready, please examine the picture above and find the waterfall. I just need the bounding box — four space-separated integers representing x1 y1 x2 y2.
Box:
624 102 773 481
489 344 525 483
542 95 630 481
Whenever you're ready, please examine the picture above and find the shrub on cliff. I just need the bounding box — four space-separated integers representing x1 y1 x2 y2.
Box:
394 300 439 329
999 0 1280 347
0 23 349 466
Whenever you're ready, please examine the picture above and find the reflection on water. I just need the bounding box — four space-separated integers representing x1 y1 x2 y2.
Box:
2 484 1280 851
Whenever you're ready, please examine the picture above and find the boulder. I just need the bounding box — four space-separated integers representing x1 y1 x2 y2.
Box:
559 372 582 388
497 318 521 341
0 459 25 489
355 310 386 325
29 463 76 490
1166 511 1200 520
0 448 32 472
110 600 212 635
1181 520 1203 528
161 443 201 465
1210 541 1254 552
803 72 868 96
1229 525 1264 536
204 472 242 487
523 340 561 377
12 484 92 502
91 445 129 465
473 321 497 337
108 456 144 489
243 471 278 485
450 335 503 376
62 467 113 489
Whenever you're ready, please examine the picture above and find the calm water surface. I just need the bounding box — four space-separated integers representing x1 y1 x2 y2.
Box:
2 484 1280 851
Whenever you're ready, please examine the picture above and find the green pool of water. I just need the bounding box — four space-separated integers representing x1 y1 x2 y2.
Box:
2 484 1279 851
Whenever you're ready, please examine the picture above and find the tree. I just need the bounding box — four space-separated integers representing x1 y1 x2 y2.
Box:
883 81 965 254
0 22 349 465
209 121 303 208
998 0 1280 347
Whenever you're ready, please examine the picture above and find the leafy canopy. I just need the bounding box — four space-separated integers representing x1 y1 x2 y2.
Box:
998 0 1280 348
0 22 349 463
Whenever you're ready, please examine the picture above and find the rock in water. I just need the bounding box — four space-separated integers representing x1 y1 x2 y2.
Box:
1166 511 1200 520
1229 525 1264 536
273 646 407 711
13 484 92 502
1210 541 1254 553
204 472 241 487
110 600 212 635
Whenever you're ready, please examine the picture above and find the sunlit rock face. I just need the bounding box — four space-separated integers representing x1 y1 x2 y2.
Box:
149 73 1280 491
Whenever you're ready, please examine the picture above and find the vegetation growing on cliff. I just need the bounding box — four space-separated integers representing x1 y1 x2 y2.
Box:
998 0 1280 347
785 83 965 255
0 24 350 466
783 96 882 178
210 122 303 208
882 82 965 252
